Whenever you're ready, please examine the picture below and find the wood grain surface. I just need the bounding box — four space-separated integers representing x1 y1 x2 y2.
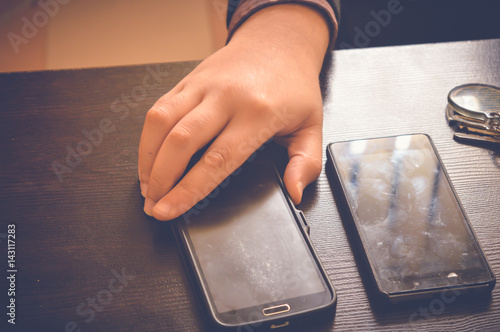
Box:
0 39 499 331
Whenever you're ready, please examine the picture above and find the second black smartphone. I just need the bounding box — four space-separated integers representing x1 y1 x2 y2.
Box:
327 134 495 303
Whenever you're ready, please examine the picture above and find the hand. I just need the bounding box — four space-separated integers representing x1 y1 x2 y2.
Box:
138 4 332 221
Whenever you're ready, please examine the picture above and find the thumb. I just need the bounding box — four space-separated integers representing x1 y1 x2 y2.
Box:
282 126 323 205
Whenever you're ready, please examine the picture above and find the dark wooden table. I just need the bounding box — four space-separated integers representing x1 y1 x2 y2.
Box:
1 39 499 331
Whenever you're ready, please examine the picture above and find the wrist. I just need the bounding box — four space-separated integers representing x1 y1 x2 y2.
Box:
228 4 330 74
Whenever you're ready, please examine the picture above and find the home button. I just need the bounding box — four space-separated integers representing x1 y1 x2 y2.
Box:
262 304 291 316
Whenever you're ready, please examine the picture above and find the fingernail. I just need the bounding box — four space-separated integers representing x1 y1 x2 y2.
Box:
296 181 304 203
144 197 154 216
140 182 148 197
153 202 170 220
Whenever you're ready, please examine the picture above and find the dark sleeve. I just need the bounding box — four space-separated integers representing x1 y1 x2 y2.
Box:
226 0 340 48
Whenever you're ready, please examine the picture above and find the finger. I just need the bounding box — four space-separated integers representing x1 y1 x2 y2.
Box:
282 125 323 205
138 87 178 181
151 121 272 221
138 90 202 196
145 98 231 210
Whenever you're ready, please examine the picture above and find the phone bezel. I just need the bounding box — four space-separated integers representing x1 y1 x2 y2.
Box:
326 133 496 303
172 159 336 329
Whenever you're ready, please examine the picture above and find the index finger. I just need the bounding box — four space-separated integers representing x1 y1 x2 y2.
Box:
138 90 202 196
150 120 274 221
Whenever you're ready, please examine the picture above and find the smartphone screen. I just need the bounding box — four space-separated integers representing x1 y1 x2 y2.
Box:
328 134 495 300
176 158 334 326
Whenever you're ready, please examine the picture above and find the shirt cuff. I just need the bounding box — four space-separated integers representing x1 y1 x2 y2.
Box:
227 0 339 50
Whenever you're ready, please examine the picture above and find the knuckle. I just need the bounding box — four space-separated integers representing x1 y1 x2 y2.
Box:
145 105 172 126
176 180 199 199
148 174 170 196
149 174 164 188
203 148 228 171
248 94 273 116
216 83 275 116
168 126 193 146
216 80 238 97
145 92 188 126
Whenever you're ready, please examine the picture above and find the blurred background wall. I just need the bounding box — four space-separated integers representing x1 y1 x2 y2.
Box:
0 0 227 72
1 0 499 73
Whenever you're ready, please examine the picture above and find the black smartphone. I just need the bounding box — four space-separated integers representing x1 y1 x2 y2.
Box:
173 155 336 331
327 134 495 303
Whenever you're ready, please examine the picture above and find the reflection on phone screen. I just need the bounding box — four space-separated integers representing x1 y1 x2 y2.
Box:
181 160 326 314
330 134 493 293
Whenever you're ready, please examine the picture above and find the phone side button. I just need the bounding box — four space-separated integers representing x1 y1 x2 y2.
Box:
271 321 290 329
298 211 310 235
262 304 291 316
